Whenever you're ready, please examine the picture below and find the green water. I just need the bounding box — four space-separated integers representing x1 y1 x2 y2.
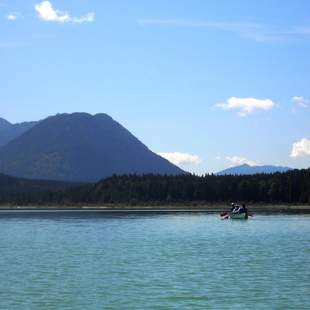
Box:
0 212 309 309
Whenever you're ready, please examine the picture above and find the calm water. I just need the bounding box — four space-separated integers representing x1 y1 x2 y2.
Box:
0 211 309 309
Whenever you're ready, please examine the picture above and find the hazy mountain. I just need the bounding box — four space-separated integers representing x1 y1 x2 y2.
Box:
0 118 12 130
216 164 292 175
0 117 38 147
0 113 183 182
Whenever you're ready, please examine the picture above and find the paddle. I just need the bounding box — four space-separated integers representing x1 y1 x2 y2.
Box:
220 211 230 220
221 214 229 220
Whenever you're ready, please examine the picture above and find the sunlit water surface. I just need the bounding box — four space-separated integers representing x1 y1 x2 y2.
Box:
0 211 309 309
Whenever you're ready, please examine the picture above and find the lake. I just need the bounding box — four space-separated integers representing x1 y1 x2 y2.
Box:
0 211 309 309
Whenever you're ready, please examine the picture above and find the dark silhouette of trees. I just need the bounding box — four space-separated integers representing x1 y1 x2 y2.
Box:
0 169 309 205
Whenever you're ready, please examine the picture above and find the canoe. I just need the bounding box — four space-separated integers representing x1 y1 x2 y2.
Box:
230 212 248 219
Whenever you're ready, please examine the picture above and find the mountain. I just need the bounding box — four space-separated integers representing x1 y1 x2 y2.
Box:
0 118 12 131
0 117 38 147
216 164 292 175
0 113 183 182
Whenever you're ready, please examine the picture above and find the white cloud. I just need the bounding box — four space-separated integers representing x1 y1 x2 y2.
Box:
225 156 258 167
216 97 275 117
6 13 18 21
158 152 202 166
35 1 94 23
72 13 95 24
290 138 310 158
292 96 309 108
5 12 22 21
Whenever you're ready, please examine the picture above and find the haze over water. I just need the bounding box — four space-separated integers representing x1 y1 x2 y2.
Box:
1 212 310 309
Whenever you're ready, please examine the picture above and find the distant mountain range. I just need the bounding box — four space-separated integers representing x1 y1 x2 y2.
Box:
0 113 183 182
0 117 38 147
216 164 292 176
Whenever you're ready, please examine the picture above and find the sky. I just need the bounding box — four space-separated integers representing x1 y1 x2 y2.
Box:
1 0 310 174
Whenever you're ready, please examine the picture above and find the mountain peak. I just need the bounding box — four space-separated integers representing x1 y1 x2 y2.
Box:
0 118 12 130
0 112 183 182
0 117 38 147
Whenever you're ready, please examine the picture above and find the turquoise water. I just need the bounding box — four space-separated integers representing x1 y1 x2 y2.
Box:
0 212 310 309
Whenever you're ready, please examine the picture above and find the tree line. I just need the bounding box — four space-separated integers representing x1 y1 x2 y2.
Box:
0 168 309 205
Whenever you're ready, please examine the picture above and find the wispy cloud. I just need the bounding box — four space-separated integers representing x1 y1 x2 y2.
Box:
158 152 202 166
5 12 20 21
290 138 310 158
216 97 275 117
138 19 260 30
225 156 258 167
138 19 310 42
292 96 309 108
138 19 267 40
35 1 94 24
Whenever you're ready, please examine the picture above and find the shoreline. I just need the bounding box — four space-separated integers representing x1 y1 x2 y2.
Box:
0 204 310 214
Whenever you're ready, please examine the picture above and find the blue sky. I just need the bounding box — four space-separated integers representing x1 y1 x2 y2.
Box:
1 0 310 173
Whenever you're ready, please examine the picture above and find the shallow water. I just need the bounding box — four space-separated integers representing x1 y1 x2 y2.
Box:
0 212 309 309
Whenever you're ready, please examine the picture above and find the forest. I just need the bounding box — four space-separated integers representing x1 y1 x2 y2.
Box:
0 168 310 206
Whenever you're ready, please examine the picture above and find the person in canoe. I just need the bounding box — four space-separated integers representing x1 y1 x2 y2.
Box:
221 203 239 219
221 203 250 219
231 203 248 219
230 202 237 212
230 203 234 211
231 203 241 213
241 204 248 219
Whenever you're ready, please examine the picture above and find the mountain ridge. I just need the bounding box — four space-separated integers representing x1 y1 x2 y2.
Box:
0 112 183 182
0 117 12 130
0 117 38 147
216 164 292 175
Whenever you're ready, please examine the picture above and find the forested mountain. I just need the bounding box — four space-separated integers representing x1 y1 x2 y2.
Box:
0 113 183 182
217 164 292 175
0 118 38 147
0 169 309 206
62 169 309 204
